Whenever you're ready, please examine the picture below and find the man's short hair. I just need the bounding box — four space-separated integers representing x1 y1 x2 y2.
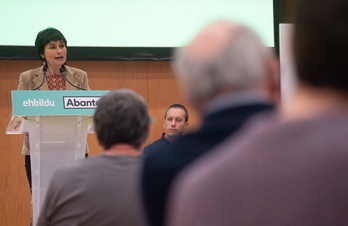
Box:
294 0 348 93
93 89 151 150
164 104 189 122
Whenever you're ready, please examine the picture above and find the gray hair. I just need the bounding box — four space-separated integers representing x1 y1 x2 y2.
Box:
173 24 273 109
93 89 151 150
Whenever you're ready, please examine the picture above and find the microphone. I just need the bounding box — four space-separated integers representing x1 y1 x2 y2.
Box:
33 64 48 90
60 67 87 90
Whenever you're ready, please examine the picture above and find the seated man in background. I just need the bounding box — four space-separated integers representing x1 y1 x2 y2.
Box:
141 20 279 226
38 89 150 226
167 0 348 225
143 104 189 155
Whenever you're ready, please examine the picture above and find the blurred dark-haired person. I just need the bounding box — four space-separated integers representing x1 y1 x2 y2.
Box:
143 104 189 155
37 89 149 226
167 0 348 225
141 20 279 226
17 27 90 190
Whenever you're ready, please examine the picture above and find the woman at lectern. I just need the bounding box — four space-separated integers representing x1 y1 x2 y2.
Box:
17 27 90 190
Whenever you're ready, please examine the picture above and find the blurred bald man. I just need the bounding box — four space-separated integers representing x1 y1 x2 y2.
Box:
168 0 348 225
141 20 279 226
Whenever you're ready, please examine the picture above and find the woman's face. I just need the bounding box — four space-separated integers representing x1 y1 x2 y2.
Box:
41 40 67 68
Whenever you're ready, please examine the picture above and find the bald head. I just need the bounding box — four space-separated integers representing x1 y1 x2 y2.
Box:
186 21 241 60
173 20 273 111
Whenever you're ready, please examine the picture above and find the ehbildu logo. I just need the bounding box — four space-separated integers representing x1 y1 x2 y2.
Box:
23 99 55 107
63 96 100 109
22 97 100 109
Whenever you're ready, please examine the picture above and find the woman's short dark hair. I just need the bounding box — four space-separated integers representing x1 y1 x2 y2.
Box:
93 89 151 150
35 27 67 61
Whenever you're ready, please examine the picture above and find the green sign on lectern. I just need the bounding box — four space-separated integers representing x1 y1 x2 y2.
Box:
11 90 110 116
